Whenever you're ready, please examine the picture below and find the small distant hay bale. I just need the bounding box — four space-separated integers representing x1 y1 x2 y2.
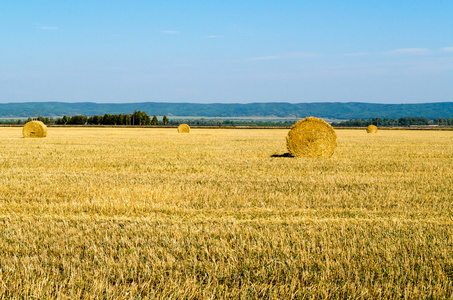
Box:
366 125 378 133
23 121 47 138
177 124 190 133
286 117 337 158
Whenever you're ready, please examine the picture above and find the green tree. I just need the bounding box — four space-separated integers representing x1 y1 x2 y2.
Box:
102 114 116 125
151 115 159 125
88 115 103 125
122 114 131 125
131 111 151 125
68 115 88 125
162 115 169 125
37 116 51 124
54 115 69 125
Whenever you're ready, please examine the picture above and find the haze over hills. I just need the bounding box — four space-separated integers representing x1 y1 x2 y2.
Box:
1 102 453 120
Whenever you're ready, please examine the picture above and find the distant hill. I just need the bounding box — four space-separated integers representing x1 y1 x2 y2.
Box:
1 102 452 120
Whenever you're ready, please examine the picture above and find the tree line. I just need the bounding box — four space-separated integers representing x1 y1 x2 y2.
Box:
331 117 453 127
1 112 295 127
58 111 168 125
2 114 452 127
10 111 169 126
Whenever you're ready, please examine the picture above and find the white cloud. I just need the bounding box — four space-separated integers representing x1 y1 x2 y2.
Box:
160 30 179 34
207 35 223 38
384 48 429 55
441 47 453 52
250 52 318 61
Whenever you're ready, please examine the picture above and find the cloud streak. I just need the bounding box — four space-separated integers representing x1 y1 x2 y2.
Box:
384 48 429 55
441 47 453 52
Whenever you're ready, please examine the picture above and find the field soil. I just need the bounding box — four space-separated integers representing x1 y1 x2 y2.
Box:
0 127 452 298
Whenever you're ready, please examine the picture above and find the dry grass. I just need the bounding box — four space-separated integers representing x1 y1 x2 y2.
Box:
0 127 453 298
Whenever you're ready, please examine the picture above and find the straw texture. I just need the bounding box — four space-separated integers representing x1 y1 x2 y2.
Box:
286 117 337 158
22 121 47 138
177 124 190 133
366 125 378 133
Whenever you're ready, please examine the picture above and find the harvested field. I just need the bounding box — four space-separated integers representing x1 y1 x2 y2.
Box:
0 127 452 298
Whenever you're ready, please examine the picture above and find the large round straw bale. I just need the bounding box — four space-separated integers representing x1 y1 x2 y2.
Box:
177 124 190 133
286 117 337 158
366 125 378 133
23 121 47 138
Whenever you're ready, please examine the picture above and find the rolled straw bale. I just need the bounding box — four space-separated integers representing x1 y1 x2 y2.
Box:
177 124 190 133
286 117 337 158
366 125 378 133
22 121 47 138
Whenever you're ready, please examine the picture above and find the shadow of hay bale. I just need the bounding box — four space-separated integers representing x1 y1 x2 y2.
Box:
271 153 294 158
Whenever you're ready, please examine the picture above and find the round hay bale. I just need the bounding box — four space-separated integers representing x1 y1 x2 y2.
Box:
286 117 337 158
366 125 378 133
23 121 47 138
177 124 190 133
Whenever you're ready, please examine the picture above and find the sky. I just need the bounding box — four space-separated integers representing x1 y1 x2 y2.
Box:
0 0 452 104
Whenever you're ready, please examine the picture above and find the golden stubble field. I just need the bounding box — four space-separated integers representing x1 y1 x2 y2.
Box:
1 127 453 299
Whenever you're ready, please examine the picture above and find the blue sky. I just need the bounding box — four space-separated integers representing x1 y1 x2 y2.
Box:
1 1 452 104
